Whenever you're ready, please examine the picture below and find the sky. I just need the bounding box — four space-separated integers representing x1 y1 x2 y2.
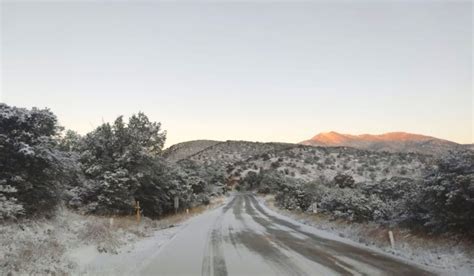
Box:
1 0 472 147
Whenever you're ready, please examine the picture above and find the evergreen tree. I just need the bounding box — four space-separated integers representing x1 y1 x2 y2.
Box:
0 104 61 218
76 112 168 216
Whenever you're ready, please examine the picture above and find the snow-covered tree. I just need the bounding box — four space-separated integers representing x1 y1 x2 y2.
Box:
74 112 170 216
0 103 61 218
134 158 194 217
407 151 474 234
0 182 24 219
57 130 82 152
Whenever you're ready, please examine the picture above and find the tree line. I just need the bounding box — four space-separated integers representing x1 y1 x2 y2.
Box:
0 103 225 220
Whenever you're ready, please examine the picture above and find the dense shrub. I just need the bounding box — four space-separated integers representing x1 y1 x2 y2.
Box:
275 182 389 222
0 104 62 218
318 188 388 222
64 113 221 218
269 150 474 235
179 159 226 195
70 114 165 215
275 183 311 211
66 113 202 217
406 151 474 234
241 171 263 191
333 173 355 188
132 159 194 218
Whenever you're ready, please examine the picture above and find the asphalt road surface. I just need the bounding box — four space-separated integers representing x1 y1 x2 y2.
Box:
141 193 434 276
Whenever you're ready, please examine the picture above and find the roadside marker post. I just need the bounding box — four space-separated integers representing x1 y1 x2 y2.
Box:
388 231 395 249
174 196 179 214
135 200 141 224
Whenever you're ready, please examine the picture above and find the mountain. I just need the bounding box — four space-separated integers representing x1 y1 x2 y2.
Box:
300 131 463 156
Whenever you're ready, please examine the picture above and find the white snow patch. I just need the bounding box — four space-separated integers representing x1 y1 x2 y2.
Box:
71 224 184 275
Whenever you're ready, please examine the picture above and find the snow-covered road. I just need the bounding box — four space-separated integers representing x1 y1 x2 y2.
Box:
140 193 434 275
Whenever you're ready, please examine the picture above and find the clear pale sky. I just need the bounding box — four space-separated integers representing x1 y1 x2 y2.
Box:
1 0 472 147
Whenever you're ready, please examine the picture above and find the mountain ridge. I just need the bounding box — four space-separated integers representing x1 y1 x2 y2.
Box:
300 131 463 155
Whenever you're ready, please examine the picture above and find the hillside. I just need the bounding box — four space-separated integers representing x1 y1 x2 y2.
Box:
229 145 434 184
464 144 474 151
162 140 221 162
300 131 462 156
164 140 435 185
166 140 295 166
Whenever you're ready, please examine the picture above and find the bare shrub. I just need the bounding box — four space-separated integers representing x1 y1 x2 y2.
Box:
79 218 122 254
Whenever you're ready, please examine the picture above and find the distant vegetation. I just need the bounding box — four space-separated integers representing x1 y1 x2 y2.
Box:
1 103 473 237
166 137 473 237
233 144 474 236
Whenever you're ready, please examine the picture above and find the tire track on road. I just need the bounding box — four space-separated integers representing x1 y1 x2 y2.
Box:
247 194 434 276
201 198 234 276
243 195 357 275
231 194 307 276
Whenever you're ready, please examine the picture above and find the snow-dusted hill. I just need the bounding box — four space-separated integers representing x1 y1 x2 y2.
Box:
464 144 474 151
164 140 436 185
162 140 221 162
165 140 294 167
185 141 295 165
230 145 434 184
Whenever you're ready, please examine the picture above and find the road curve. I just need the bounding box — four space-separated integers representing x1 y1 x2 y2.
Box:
141 193 434 276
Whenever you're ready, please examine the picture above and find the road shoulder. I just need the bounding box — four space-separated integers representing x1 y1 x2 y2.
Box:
69 197 227 275
257 194 474 275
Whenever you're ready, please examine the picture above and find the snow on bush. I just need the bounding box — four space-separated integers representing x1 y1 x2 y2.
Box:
405 150 474 234
253 151 472 236
0 104 61 218
62 113 222 218
0 184 24 219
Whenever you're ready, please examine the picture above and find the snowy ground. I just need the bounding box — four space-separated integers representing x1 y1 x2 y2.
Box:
0 198 225 275
70 223 184 275
2 194 471 275
137 193 434 275
259 194 474 276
